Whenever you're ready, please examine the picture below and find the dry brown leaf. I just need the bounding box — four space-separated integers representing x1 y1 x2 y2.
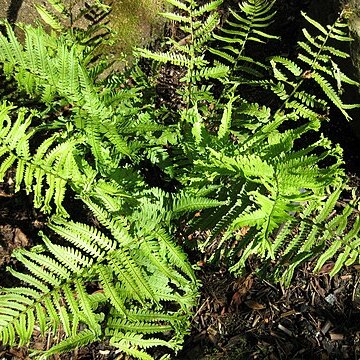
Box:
244 300 265 310
14 228 29 247
0 190 13 197
340 274 352 281
231 275 253 306
319 262 335 274
330 333 344 341
231 291 243 306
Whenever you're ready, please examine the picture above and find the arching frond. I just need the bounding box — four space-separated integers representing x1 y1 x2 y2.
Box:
0 206 198 358
268 12 359 120
209 0 278 79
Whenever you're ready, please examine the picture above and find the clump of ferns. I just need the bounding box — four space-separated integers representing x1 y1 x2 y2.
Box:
0 3 201 360
140 0 360 285
1 0 360 358
204 7 360 283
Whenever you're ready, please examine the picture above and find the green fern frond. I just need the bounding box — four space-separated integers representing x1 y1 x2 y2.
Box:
193 0 223 16
293 90 328 109
267 12 358 121
209 0 277 79
0 206 198 358
139 0 225 116
196 102 345 276
272 187 360 285
285 100 321 121
165 0 189 11
138 49 201 68
39 330 98 358
311 71 350 119
193 65 230 81
270 57 303 77
155 228 197 283
97 266 128 316
171 193 226 214
0 103 84 216
35 3 64 31
0 21 135 171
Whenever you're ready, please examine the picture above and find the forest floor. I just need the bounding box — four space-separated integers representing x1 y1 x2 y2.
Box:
1 0 360 359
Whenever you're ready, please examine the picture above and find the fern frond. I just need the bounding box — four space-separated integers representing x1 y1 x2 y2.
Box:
165 0 189 11
210 0 277 79
154 228 197 283
138 49 198 68
97 266 128 316
39 330 98 357
270 56 303 77
267 12 358 121
112 248 160 304
273 187 360 285
171 193 226 214
193 0 223 16
0 104 83 216
0 21 136 172
311 71 350 119
193 65 229 81
35 3 64 31
0 206 198 358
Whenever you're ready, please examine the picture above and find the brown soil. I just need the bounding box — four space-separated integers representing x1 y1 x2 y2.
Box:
175 257 360 359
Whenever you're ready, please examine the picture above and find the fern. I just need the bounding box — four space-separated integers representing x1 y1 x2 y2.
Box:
209 0 278 79
270 186 360 285
269 11 359 120
1 0 360 358
0 205 198 358
182 4 360 282
0 103 81 216
196 127 345 260
0 20 148 175
0 102 137 217
138 0 228 110
35 0 111 31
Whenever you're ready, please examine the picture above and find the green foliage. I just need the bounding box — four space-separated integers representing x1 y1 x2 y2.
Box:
137 0 360 283
35 0 111 31
138 0 229 106
0 2 200 357
0 208 197 357
209 0 278 78
0 0 360 358
268 11 359 120
273 186 360 286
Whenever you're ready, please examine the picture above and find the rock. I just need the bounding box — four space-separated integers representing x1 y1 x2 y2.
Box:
347 0 360 137
0 0 166 56
349 0 360 78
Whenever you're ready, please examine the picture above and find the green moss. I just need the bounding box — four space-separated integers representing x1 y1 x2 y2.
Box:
108 0 166 54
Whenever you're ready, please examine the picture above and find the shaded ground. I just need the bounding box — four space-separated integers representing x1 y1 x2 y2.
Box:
175 245 360 359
